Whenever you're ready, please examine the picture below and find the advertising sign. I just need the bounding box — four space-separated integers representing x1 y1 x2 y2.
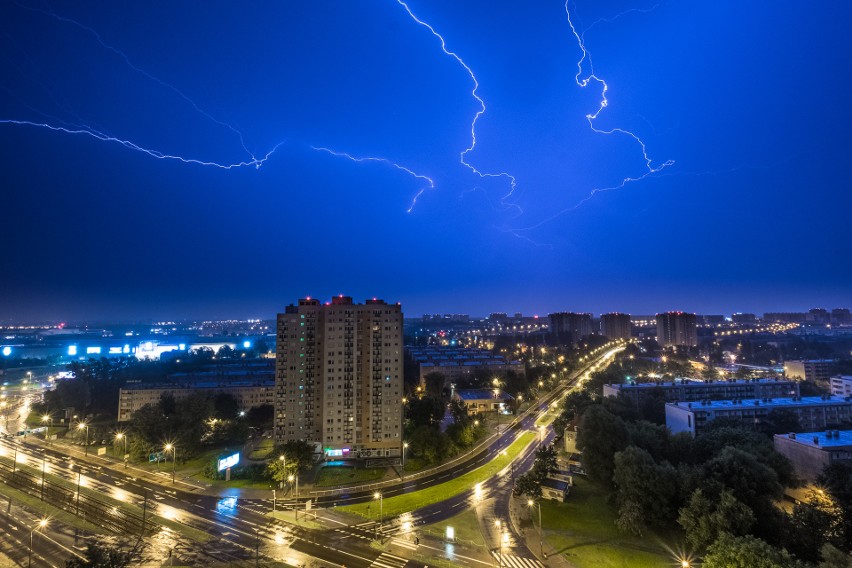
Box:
217 452 240 472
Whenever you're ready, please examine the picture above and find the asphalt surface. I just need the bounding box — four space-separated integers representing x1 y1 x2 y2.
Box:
0 347 621 567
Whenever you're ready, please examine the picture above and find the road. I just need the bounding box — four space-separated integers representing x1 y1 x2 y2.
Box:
0 345 623 567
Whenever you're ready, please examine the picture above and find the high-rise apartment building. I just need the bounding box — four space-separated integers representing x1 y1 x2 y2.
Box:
656 312 698 347
600 312 632 340
549 312 593 345
275 296 403 461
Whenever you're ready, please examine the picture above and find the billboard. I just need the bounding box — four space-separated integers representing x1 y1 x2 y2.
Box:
217 452 240 471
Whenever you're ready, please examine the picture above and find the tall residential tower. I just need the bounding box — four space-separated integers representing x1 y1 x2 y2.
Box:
275 296 403 461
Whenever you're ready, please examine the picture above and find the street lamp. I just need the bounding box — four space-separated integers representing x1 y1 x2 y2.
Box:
164 443 176 484
116 432 128 468
77 422 89 456
374 492 383 539
494 520 504 568
29 518 48 568
402 442 408 481
41 414 51 445
528 499 543 558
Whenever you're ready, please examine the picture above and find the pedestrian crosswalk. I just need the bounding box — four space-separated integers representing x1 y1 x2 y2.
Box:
370 551 409 568
491 551 544 568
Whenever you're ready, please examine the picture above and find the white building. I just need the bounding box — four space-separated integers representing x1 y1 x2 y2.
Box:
275 296 403 462
830 376 852 397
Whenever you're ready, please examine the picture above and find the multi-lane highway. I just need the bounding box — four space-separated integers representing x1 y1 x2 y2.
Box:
0 345 623 567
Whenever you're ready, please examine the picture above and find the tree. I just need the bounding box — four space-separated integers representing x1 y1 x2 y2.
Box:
65 543 133 568
612 446 679 535
691 426 796 487
702 533 803 568
513 472 543 499
245 404 274 429
216 345 236 359
213 392 241 420
576 405 630 486
788 490 844 563
820 462 852 550
678 489 755 552
272 440 315 471
407 396 445 429
423 372 446 399
448 398 470 427
820 544 852 568
702 446 783 514
532 444 558 477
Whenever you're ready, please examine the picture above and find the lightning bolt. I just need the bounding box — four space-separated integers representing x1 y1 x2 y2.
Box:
0 119 281 169
395 0 519 207
312 146 435 213
511 1 674 237
1 3 276 169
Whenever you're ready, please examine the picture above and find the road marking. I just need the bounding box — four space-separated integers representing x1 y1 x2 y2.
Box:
370 551 409 568
491 551 544 568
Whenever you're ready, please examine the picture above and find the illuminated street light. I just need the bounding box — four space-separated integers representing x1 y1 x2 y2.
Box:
164 443 176 484
77 422 90 456
116 432 128 468
402 442 409 481
41 414 51 445
374 492 383 538
29 518 48 568
528 499 543 558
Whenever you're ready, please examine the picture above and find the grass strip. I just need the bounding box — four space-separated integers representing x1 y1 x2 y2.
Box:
339 432 536 519
541 477 673 568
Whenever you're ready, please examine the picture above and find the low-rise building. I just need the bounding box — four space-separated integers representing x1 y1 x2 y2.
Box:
118 380 274 422
541 476 571 502
665 396 852 437
774 430 852 482
408 347 524 385
830 376 852 397
452 389 513 415
603 378 799 404
784 360 833 383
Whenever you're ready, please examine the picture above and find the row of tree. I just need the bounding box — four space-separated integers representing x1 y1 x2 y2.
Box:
565 354 852 566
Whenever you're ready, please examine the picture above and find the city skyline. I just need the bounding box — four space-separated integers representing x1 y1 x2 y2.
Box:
2 1 850 321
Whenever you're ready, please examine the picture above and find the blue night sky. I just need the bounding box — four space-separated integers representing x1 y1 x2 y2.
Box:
1 1 850 321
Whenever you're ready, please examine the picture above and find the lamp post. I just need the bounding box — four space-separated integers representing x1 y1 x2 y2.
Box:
116 433 128 468
494 520 504 568
528 499 543 558
278 455 286 489
402 442 408 481
29 519 48 568
272 489 276 513
165 444 176 484
374 492 383 539
288 474 298 519
41 414 51 445
77 422 89 456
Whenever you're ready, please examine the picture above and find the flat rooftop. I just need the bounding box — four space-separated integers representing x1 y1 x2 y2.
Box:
775 430 852 449
123 380 274 391
456 389 513 401
609 378 794 390
670 396 852 411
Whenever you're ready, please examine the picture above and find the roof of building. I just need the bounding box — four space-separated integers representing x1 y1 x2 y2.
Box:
669 396 852 411
775 430 852 449
608 378 795 390
122 380 274 391
455 389 513 401
541 478 570 491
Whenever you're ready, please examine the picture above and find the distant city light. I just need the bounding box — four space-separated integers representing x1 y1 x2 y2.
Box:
86 346 101 355
243 341 251 349
1 347 10 357
68 345 77 356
